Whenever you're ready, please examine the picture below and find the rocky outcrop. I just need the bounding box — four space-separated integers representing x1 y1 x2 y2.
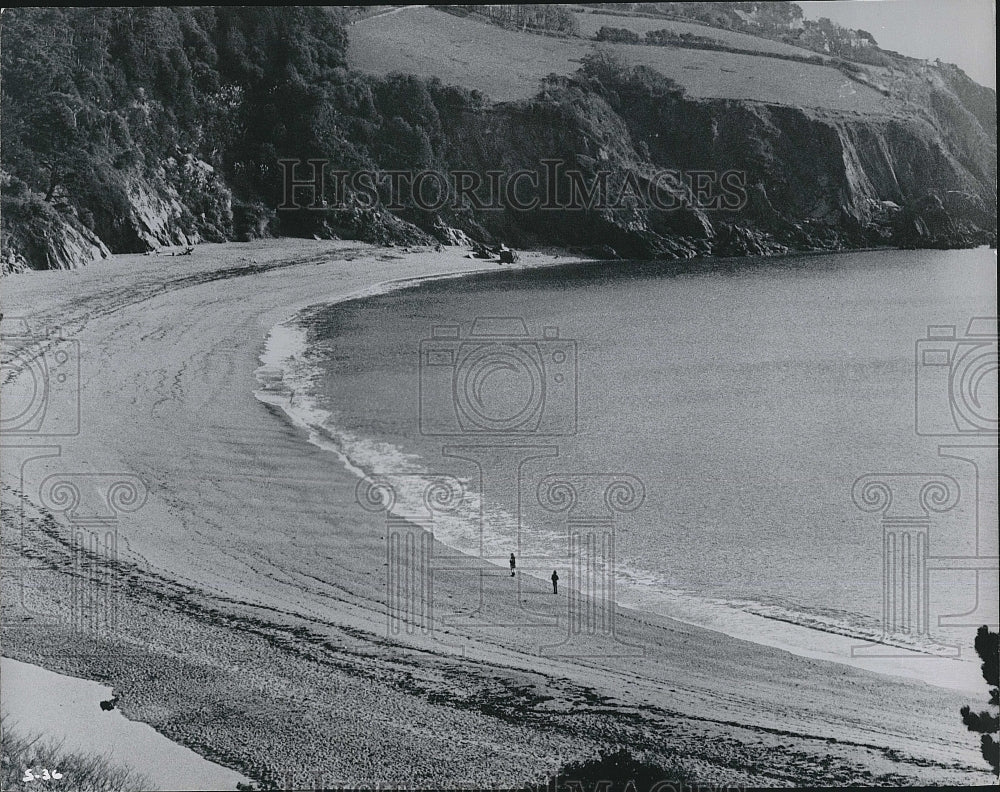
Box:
3 155 236 272
1 176 110 274
425 74 995 258
430 217 476 247
893 193 997 249
312 205 433 247
104 155 233 253
3 65 994 273
712 224 788 258
0 216 109 275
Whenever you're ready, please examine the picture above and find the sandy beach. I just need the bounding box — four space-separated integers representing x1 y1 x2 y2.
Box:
1 239 994 788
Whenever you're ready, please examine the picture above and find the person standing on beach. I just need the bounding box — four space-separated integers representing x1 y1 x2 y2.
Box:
551 570 559 594
509 553 516 577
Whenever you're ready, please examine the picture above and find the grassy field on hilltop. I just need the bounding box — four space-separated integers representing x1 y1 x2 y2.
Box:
348 6 593 102
347 6 901 113
623 43 896 111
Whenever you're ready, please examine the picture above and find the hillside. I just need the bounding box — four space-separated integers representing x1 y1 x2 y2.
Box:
1 5 996 273
347 7 594 104
348 6 898 113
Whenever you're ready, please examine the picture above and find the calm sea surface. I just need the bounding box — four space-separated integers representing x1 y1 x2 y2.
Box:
279 248 997 670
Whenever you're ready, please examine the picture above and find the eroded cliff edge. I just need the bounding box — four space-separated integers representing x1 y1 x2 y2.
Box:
2 7 995 273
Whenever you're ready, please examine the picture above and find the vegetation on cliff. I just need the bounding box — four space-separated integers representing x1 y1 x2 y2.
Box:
1 5 996 272
1 7 489 270
1 7 348 268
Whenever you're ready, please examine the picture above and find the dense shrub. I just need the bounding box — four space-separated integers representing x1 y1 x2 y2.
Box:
451 5 579 35
596 26 641 44
961 626 1000 774
522 747 696 792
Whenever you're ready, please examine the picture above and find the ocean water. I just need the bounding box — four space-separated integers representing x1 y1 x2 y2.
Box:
256 248 997 685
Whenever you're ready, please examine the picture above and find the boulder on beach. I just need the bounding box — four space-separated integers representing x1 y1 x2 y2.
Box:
498 246 519 264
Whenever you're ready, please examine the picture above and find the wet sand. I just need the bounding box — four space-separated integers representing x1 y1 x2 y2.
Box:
1 240 993 787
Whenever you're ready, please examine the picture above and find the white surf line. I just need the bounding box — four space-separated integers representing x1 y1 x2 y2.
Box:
252 257 985 695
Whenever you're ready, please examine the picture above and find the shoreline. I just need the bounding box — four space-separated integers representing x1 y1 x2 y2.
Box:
1 239 993 787
250 249 983 694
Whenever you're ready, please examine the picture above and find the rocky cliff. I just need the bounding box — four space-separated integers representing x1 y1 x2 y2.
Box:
396 63 994 259
1 7 994 272
0 177 111 274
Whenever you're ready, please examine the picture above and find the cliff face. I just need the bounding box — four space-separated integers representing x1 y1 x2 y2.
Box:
1 7 995 272
4 82 994 270
0 175 111 274
1 156 232 273
419 72 996 259
0 208 111 276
